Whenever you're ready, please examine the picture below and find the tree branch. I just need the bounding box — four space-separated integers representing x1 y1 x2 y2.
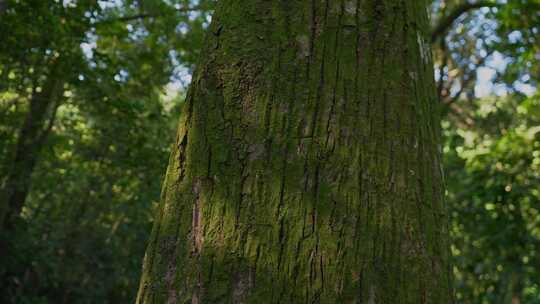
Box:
112 13 155 23
431 1 500 43
95 5 205 26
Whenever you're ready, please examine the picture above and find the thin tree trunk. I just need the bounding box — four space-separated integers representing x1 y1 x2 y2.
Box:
137 1 453 303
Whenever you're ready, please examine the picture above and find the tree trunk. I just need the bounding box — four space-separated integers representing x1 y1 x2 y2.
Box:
0 62 63 230
137 0 453 303
0 0 6 15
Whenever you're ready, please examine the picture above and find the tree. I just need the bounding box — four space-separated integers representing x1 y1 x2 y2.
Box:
137 0 453 303
0 0 92 231
0 1 212 302
0 0 212 232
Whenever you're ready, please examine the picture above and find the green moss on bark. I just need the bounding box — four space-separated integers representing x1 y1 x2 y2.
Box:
136 0 453 303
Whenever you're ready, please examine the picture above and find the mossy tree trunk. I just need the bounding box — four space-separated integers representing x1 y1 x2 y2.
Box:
137 0 453 303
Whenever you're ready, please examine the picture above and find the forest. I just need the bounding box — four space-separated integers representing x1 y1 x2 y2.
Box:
0 0 539 303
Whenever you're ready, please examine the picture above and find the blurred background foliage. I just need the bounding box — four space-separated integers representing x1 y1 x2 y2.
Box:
0 0 538 303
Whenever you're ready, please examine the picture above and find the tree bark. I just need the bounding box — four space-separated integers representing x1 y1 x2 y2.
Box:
137 0 453 303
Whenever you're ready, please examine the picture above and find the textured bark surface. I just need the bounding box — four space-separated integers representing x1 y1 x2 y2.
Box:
137 0 453 303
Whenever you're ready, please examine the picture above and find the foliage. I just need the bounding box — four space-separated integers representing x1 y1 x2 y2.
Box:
432 0 540 107
0 0 212 302
2 95 179 303
445 94 540 303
